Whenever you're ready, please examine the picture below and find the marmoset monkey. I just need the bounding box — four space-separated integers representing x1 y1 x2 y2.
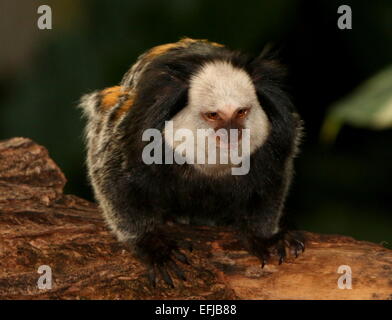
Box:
79 38 304 287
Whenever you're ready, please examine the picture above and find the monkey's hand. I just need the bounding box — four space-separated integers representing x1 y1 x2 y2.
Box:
244 230 305 268
134 230 192 288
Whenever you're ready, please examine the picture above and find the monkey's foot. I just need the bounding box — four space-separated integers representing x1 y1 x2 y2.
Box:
245 230 305 268
135 231 192 288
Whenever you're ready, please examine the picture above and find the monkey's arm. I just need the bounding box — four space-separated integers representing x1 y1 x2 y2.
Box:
239 160 305 267
81 86 191 287
91 163 191 287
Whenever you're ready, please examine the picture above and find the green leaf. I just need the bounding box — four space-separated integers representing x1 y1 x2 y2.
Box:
321 65 392 143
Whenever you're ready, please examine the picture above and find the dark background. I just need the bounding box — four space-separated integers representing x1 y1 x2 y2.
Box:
0 0 391 246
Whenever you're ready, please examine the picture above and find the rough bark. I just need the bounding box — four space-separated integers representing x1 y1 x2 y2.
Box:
0 137 391 300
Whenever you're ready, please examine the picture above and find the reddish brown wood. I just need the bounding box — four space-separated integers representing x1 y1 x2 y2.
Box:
0 137 391 300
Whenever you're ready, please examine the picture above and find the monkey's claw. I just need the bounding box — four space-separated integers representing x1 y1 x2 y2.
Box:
246 230 305 268
135 231 192 288
147 253 189 288
252 246 270 268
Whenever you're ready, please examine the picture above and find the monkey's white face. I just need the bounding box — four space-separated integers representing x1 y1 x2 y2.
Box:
164 61 270 176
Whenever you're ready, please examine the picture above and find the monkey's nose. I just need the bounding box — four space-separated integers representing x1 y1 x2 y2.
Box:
236 129 242 141
226 127 243 142
215 129 242 149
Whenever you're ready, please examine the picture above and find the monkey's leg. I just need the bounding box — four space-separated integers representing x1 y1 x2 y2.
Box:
134 226 192 287
240 183 305 268
95 174 191 287
244 227 305 268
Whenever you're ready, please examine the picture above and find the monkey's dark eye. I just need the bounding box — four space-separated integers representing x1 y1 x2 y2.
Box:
236 108 250 119
204 112 221 121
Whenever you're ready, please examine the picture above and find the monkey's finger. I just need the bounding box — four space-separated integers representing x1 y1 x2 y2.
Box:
283 238 291 248
255 250 270 268
290 240 301 257
158 265 174 288
276 242 286 265
178 240 193 252
147 266 157 288
294 246 299 258
261 256 268 269
289 232 305 251
284 232 305 257
167 260 186 281
172 250 190 265
292 238 305 254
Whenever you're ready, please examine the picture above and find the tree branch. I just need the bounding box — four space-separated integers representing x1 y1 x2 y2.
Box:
0 137 391 300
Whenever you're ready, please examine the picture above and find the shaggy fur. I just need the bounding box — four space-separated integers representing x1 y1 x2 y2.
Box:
79 38 304 286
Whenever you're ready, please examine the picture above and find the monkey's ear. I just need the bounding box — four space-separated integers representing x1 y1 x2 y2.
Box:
133 71 189 129
247 45 296 121
151 78 189 121
247 44 288 88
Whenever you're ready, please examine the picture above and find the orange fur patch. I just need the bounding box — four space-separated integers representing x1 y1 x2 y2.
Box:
100 86 135 120
146 43 181 59
101 86 123 110
145 38 224 60
114 94 135 119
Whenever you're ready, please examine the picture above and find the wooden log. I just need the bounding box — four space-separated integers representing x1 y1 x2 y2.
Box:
0 137 391 300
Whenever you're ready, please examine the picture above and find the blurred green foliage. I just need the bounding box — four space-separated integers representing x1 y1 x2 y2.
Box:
0 0 391 247
322 65 392 142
